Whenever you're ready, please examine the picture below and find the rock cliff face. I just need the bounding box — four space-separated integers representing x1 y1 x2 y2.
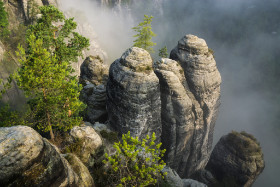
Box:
0 126 80 186
206 131 265 187
107 47 161 141
154 58 199 176
80 56 109 123
154 34 221 178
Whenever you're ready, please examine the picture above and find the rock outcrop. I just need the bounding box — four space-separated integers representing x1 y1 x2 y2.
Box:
154 35 221 178
63 153 95 187
66 125 103 168
107 47 161 141
206 131 265 187
0 126 79 186
80 56 109 123
162 166 207 187
154 58 199 176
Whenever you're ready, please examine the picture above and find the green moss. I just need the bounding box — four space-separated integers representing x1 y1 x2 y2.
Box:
62 137 84 155
21 162 46 185
100 130 119 143
226 131 262 155
179 69 184 74
208 48 215 58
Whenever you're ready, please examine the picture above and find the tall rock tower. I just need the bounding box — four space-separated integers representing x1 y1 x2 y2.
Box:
156 34 221 177
107 47 162 142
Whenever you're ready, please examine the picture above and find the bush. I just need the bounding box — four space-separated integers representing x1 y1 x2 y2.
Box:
103 131 166 187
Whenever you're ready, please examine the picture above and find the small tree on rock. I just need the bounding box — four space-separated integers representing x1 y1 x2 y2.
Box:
159 46 168 58
132 15 156 53
15 5 89 141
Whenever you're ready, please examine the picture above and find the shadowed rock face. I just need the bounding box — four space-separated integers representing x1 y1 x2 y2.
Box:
80 56 109 123
0 126 80 187
107 47 161 142
155 34 221 177
206 131 265 187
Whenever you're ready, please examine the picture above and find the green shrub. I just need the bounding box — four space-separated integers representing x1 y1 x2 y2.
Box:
103 131 166 187
0 1 10 38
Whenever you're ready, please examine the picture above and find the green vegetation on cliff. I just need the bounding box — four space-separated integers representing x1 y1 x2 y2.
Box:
0 0 9 38
14 5 89 141
103 131 166 187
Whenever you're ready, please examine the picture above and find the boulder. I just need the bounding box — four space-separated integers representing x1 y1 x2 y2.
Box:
67 125 103 168
206 131 265 187
161 166 207 187
63 153 95 187
107 47 161 142
80 56 109 123
0 126 79 186
182 179 207 187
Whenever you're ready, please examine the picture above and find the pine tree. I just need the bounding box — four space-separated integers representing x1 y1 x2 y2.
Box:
132 15 156 53
15 5 89 141
159 46 168 58
0 0 9 38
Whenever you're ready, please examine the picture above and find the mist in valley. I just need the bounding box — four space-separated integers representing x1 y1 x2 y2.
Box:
59 0 280 186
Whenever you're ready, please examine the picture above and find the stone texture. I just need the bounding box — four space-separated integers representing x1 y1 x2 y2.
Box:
154 34 221 178
107 47 161 141
154 58 199 175
80 56 109 123
182 179 207 187
68 125 103 168
63 153 95 187
161 166 207 187
0 126 79 187
206 131 265 187
80 56 109 86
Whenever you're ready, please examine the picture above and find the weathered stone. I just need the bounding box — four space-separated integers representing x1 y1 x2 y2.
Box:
164 34 221 177
182 179 207 187
206 131 265 187
107 47 161 141
161 166 207 187
162 166 184 187
80 56 109 123
63 153 95 187
154 58 199 175
80 56 109 86
68 125 103 168
0 126 79 187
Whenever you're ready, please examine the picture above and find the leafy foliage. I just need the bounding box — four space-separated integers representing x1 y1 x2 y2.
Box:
27 5 89 64
14 5 89 140
0 104 31 127
132 15 156 53
0 0 9 38
103 131 166 187
158 46 168 58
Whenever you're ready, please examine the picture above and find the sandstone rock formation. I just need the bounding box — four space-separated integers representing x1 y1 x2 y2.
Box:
107 47 161 141
154 34 221 178
162 166 207 187
0 126 80 186
67 125 103 168
206 131 265 187
80 56 109 123
154 58 199 175
63 153 95 187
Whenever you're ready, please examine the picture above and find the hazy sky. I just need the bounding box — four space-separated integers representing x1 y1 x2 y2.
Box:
59 0 280 186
